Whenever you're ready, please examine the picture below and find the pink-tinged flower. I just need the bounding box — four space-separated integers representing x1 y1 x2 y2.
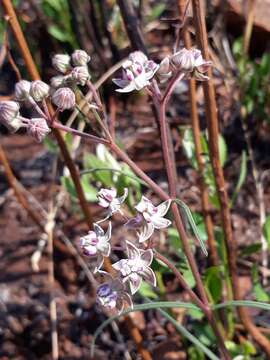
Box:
135 196 171 242
50 75 66 89
113 51 159 93
51 87 75 111
112 241 156 295
14 80 31 101
170 48 212 81
96 272 133 313
71 50 91 67
30 81 50 102
71 66 90 86
97 188 128 217
80 222 111 272
52 54 71 73
0 101 22 133
27 118 51 142
157 57 172 82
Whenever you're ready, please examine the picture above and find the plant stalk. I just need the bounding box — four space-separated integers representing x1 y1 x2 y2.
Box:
191 0 270 356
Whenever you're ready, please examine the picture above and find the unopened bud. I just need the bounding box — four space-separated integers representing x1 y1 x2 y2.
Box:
0 101 22 132
50 75 65 88
15 80 31 101
71 66 90 85
52 54 71 73
170 48 195 72
71 50 90 66
27 117 51 142
157 57 172 82
30 80 50 102
51 87 75 111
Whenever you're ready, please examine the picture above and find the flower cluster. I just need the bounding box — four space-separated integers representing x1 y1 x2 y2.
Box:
0 49 93 140
112 48 212 93
80 187 171 313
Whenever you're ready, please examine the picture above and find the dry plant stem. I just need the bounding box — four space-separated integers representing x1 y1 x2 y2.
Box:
243 0 256 55
0 144 44 232
241 0 267 284
47 204 59 360
1 0 94 228
191 0 270 356
177 0 218 267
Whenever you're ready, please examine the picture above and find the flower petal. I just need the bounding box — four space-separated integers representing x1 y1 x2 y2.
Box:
151 216 171 229
128 273 142 295
100 242 111 257
140 249 153 266
116 83 136 93
138 222 154 242
104 221 112 240
126 241 140 259
156 199 171 217
93 223 104 237
135 196 149 213
94 254 104 273
141 267 156 287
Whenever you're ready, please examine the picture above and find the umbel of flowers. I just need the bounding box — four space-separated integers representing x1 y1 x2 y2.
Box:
80 188 171 313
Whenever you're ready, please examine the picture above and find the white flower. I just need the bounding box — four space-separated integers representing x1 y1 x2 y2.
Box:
52 54 71 73
80 222 111 272
71 66 90 86
170 48 212 81
14 80 31 101
113 51 159 93
135 196 171 242
97 188 128 218
157 57 172 83
112 241 156 295
71 50 91 67
51 87 76 110
96 272 133 313
30 81 50 102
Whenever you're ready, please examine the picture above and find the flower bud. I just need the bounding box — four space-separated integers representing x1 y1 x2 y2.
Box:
15 80 31 101
52 54 71 73
30 80 50 102
51 87 75 111
157 57 172 82
71 66 90 86
50 75 65 88
71 50 90 66
0 101 22 133
170 48 195 72
27 117 51 142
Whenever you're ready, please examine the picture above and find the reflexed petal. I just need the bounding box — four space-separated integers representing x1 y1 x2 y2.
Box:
104 221 112 240
156 199 171 217
98 198 110 208
194 71 209 81
197 61 212 73
138 222 154 242
116 188 128 204
141 267 156 287
128 273 142 295
126 241 140 259
151 216 171 229
112 78 130 88
94 254 104 273
133 73 149 90
109 202 120 214
97 270 113 282
116 83 136 93
135 196 149 213
116 298 124 314
93 223 104 237
122 292 133 309
140 249 153 266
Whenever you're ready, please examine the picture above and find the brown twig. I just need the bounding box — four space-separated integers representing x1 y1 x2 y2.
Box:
243 0 256 55
177 0 218 267
191 0 270 356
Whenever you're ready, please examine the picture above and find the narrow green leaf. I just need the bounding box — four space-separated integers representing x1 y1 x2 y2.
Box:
231 151 247 205
263 215 270 249
218 135 227 167
174 199 208 256
213 300 270 311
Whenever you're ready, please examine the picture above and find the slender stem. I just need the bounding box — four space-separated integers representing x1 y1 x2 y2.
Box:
86 80 102 109
191 0 270 356
177 0 218 267
154 252 205 310
52 122 109 145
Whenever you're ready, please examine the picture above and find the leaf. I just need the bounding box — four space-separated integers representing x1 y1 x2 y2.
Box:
174 199 208 256
263 216 270 249
240 243 261 257
48 25 72 42
81 176 97 202
148 4 166 21
43 137 59 153
61 176 77 199
231 151 247 205
83 153 112 186
91 302 219 360
218 135 227 167
182 128 197 169
138 281 158 299
182 268 196 289
204 267 223 303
